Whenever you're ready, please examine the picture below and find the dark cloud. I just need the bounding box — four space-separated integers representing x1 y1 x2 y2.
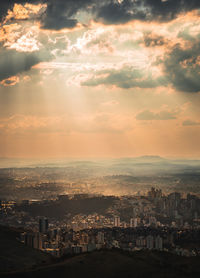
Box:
136 109 177 121
1 0 200 30
0 48 52 82
0 0 16 22
95 0 200 25
96 1 146 25
40 0 94 30
82 66 167 89
41 17 78 30
163 42 200 93
145 0 200 21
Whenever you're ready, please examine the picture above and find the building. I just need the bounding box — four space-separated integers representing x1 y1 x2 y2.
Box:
149 216 157 226
72 222 79 231
39 217 48 233
136 236 146 248
97 231 104 244
33 232 43 250
130 217 141 228
146 235 154 249
24 233 34 248
114 216 120 227
155 235 163 250
130 218 134 228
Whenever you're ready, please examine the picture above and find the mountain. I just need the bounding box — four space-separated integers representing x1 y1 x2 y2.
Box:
135 155 166 162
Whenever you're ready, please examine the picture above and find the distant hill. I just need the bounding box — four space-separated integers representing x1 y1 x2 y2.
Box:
0 226 53 274
136 155 166 161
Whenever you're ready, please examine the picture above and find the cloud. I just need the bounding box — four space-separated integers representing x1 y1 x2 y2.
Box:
0 112 133 135
0 76 19 87
143 33 167 47
182 119 200 126
40 15 78 30
102 100 119 106
81 65 167 89
95 0 200 25
40 0 200 29
95 1 146 25
1 1 200 95
163 41 200 93
0 48 52 82
2 1 200 31
136 109 177 120
4 29 41 53
0 114 64 134
40 0 93 30
4 3 46 23
0 1 83 30
0 1 43 22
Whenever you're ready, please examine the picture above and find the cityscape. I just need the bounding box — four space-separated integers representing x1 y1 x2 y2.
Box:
1 187 200 258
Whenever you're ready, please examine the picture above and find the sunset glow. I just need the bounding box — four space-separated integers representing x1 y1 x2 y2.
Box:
1 0 200 158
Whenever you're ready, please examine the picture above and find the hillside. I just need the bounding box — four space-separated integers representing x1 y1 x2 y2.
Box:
0 226 53 274
0 225 200 278
1 248 200 278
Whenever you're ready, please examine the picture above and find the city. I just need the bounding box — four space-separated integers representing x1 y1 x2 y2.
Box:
1 188 200 258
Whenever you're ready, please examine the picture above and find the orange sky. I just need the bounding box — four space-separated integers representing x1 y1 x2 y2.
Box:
0 2 200 158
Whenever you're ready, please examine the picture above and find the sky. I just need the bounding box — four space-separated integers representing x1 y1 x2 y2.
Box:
0 0 200 158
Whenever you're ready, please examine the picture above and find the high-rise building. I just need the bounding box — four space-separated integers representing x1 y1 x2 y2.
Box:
130 218 134 228
114 216 120 227
155 235 163 250
24 233 34 248
148 188 162 201
168 192 181 209
149 216 157 226
136 236 146 248
146 235 154 249
80 233 89 244
39 217 48 233
97 232 104 244
130 217 140 228
33 232 43 250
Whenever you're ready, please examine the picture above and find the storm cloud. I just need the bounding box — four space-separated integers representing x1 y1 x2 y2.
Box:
1 0 200 30
40 0 93 30
95 0 200 25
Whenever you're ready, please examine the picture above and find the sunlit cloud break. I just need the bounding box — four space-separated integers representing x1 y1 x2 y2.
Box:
0 0 200 158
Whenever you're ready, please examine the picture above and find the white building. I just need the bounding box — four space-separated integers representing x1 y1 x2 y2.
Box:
114 216 120 227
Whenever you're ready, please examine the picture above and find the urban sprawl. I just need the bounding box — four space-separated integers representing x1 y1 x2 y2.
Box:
1 188 200 258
